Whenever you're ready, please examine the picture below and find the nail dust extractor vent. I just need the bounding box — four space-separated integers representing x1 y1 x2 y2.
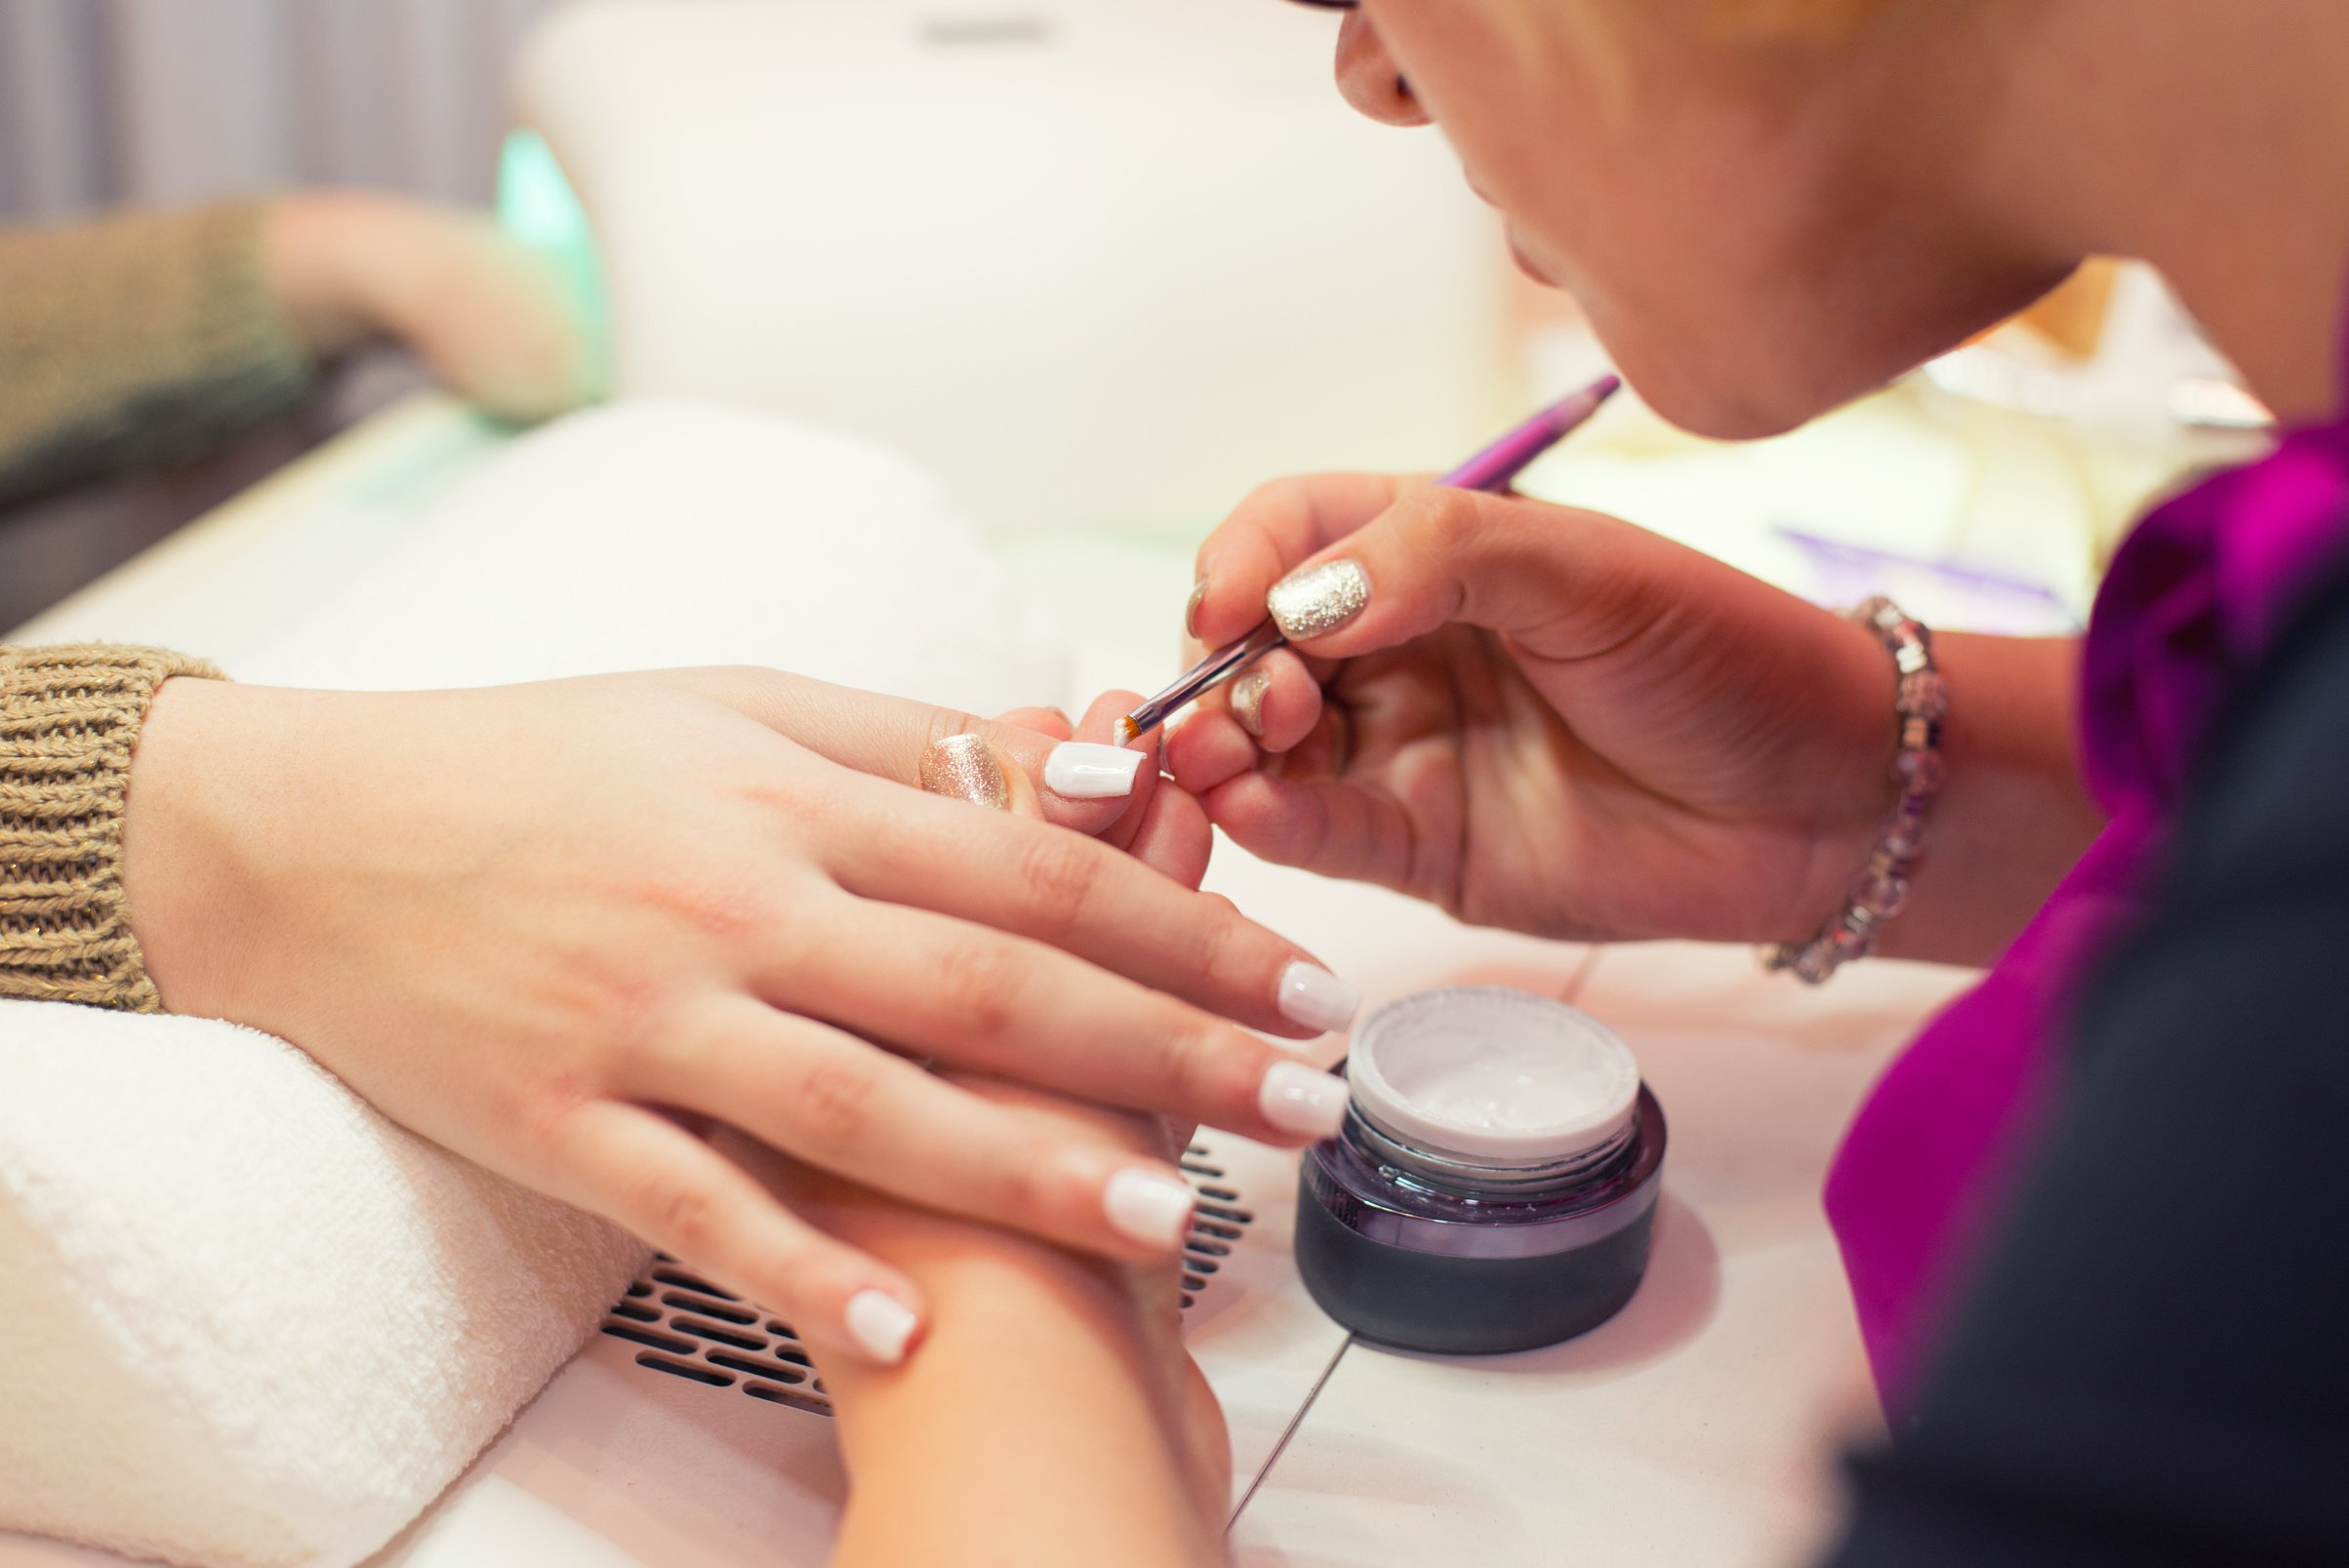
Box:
599 1145 1252 1417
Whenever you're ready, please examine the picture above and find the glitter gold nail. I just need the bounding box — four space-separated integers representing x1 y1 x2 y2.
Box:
1184 579 1209 640
919 733 1011 810
1267 558 1370 640
1231 667 1273 737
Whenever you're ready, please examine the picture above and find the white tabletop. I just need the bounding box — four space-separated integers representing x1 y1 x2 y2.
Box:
2 401 1981 1568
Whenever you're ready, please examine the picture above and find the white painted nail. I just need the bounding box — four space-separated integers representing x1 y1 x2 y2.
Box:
1104 1167 1197 1250
1260 1060 1350 1140
844 1289 919 1366
1045 742 1146 799
1277 959 1361 1036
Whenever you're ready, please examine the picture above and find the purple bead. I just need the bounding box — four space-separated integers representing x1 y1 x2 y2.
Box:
1878 814 1926 860
1893 748 1946 791
1793 946 1838 985
1898 670 1951 721
1850 868 1909 918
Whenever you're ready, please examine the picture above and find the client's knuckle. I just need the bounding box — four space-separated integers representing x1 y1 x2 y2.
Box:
938 939 1024 1039
791 1058 878 1153
1011 831 1102 925
1155 1018 1235 1108
637 1169 724 1257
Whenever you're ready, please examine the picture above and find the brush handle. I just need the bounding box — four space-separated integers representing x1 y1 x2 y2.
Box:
1115 374 1624 742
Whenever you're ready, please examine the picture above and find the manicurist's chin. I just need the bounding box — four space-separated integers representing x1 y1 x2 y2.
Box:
1596 332 1843 442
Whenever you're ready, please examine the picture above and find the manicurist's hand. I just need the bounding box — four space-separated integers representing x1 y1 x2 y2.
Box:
1168 474 2102 963
118 669 1356 1365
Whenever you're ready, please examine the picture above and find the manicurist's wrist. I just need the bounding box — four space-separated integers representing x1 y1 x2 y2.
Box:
1778 607 1916 945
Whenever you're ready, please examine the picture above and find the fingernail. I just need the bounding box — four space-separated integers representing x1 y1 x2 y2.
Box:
918 733 1011 811
1231 666 1274 738
1260 1060 1350 1140
1104 1167 1197 1250
845 1288 920 1366
1045 741 1146 799
1185 579 1209 640
1267 557 1370 640
1276 959 1361 1036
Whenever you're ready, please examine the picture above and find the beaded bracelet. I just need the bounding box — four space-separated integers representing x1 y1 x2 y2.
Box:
1762 596 1947 985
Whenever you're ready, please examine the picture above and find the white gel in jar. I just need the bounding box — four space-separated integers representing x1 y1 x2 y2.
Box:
1349 986 1640 1168
1295 985 1667 1354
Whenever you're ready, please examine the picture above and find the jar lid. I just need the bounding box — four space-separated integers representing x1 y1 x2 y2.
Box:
1346 987 1640 1166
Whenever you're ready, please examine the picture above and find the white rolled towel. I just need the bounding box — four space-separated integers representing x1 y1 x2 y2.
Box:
0 400 1073 1565
0 1004 648 1566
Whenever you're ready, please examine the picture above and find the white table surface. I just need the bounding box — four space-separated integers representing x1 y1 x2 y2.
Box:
3 399 1981 1567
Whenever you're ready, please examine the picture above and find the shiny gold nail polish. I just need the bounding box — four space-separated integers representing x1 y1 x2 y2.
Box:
1268 558 1370 640
1232 667 1273 737
1185 579 1209 640
919 733 1011 810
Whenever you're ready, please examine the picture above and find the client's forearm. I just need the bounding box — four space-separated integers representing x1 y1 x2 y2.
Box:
734 1084 1228 1568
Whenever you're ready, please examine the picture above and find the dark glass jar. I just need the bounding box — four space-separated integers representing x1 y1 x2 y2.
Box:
1293 987 1667 1355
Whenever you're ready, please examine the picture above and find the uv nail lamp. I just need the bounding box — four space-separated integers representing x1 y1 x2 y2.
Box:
510 0 1515 538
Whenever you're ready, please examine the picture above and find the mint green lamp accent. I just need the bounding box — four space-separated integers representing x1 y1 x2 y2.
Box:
498 128 614 398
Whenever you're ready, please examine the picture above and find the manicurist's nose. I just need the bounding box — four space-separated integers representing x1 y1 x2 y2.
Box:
1334 13 1430 127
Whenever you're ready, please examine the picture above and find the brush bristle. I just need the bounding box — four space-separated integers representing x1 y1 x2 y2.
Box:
1114 716 1141 744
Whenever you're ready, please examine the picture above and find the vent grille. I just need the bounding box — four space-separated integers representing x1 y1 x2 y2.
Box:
602 1145 1252 1414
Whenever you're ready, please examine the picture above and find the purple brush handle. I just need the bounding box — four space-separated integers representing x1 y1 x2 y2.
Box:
1115 372 1623 741
1441 374 1622 493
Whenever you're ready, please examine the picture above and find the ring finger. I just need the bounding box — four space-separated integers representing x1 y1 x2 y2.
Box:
624 993 1209 1263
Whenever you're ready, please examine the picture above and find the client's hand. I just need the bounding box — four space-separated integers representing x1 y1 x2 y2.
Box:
263 191 599 422
119 669 1352 1365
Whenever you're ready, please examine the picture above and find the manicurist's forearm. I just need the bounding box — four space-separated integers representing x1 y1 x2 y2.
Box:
1874 633 2104 967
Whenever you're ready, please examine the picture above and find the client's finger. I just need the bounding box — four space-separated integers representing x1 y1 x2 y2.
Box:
996 704 1075 741
545 1098 927 1366
1123 779 1214 891
823 783 1357 1039
756 897 1354 1146
667 668 1152 836
626 993 1204 1263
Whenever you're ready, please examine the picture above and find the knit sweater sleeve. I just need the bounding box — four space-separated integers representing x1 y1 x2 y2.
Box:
0 202 316 508
0 645 225 1012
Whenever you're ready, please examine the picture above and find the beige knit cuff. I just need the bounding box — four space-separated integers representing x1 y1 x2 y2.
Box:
1 645 226 1012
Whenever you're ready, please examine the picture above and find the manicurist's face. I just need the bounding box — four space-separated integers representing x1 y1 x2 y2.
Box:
1332 0 2077 437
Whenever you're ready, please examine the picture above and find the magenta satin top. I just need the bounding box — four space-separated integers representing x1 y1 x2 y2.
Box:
1822 384 2349 1407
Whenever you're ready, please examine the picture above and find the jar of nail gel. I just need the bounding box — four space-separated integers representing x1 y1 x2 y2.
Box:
1294 986 1667 1355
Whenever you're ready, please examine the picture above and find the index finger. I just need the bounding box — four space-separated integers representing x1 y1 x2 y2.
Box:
651 668 1155 838
1191 472 1414 647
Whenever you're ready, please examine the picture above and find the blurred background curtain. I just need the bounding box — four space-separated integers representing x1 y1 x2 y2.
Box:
0 0 559 220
